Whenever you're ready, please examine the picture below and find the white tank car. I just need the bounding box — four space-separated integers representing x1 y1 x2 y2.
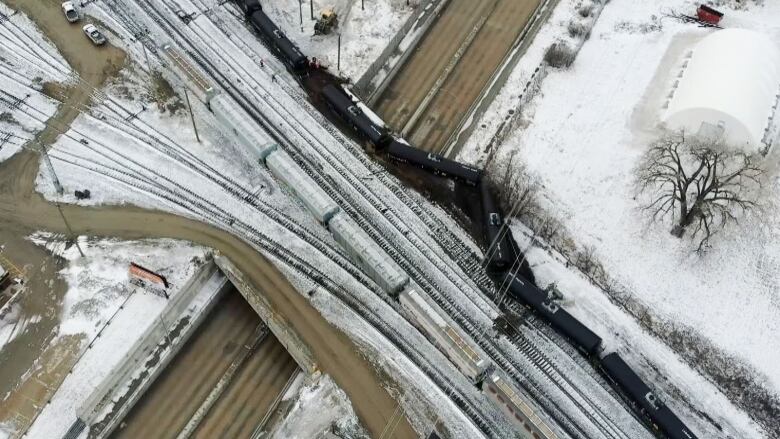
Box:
328 214 409 294
399 288 488 383
209 92 277 160
484 373 560 439
266 150 340 224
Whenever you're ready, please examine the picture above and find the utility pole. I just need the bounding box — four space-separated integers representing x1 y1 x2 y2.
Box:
310 0 314 20
183 88 200 143
299 0 302 25
39 143 63 196
337 33 341 72
362 0 364 10
141 42 151 73
36 141 82 257
55 202 85 258
159 314 172 345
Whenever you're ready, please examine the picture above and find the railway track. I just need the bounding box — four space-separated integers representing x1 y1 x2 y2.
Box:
94 1 648 437
194 0 498 301
4 4 645 438
106 1 502 433
6 89 498 435
166 0 501 332
0 85 376 296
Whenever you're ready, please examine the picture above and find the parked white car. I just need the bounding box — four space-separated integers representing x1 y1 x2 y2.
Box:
82 24 106 46
61 2 79 23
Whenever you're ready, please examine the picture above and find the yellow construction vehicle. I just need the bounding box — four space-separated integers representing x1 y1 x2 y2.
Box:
314 8 338 35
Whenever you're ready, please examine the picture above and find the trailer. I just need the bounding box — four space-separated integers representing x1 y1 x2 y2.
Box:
697 5 723 25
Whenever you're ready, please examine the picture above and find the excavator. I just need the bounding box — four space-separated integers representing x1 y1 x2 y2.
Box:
314 8 338 35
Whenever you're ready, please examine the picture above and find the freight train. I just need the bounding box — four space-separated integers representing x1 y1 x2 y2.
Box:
502 272 697 439
228 3 700 438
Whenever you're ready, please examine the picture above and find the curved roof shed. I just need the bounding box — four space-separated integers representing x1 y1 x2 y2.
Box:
663 29 780 152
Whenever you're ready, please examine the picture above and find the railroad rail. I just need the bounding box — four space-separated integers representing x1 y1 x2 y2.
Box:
101 1 644 436
6 2 644 437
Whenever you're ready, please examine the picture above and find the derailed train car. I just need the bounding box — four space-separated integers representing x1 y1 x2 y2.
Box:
234 0 262 15
481 182 512 272
386 140 482 186
601 354 697 439
247 8 308 73
322 84 393 148
504 274 602 356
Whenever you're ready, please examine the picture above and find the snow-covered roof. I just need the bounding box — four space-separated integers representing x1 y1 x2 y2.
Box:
663 29 780 151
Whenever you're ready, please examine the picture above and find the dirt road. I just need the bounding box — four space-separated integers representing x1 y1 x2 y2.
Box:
0 1 417 437
375 0 539 155
0 0 125 415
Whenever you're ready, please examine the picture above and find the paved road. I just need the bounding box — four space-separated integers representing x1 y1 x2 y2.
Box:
113 290 262 439
410 0 540 153
113 291 298 439
375 0 540 155
375 0 493 129
193 335 297 438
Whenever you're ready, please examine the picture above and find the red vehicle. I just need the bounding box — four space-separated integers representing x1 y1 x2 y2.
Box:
697 4 724 25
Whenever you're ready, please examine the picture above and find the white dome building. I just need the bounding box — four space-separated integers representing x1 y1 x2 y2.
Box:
663 29 780 153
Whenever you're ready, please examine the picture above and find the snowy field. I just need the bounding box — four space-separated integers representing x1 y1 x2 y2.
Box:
260 0 414 80
0 2 67 162
5 235 208 438
461 0 780 436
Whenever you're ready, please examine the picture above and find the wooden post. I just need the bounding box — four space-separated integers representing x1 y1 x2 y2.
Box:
299 0 302 25
362 0 364 11
337 33 341 72
310 0 314 20
184 88 200 143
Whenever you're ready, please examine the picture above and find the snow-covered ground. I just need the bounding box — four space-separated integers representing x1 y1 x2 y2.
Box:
11 234 208 438
461 0 780 436
0 2 67 162
261 0 414 80
271 373 368 439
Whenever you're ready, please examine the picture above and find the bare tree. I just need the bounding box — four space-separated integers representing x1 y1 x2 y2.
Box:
638 131 764 251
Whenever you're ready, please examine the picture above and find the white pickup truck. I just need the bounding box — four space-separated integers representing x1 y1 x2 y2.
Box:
61 1 79 23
